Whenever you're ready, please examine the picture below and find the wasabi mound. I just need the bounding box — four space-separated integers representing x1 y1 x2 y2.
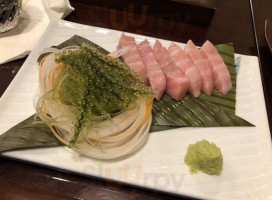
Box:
184 139 223 175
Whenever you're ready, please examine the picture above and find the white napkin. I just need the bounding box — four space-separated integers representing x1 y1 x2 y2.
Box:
0 0 74 64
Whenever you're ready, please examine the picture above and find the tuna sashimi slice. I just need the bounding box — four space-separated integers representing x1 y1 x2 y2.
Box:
162 63 190 100
138 39 161 73
153 40 171 68
168 43 202 97
153 40 189 100
138 39 166 100
185 40 214 96
201 40 232 95
118 33 147 83
148 70 167 100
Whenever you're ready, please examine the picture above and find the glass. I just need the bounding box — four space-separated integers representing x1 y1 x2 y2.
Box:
0 0 22 33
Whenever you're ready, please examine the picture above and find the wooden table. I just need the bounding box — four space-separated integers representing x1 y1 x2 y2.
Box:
0 0 271 199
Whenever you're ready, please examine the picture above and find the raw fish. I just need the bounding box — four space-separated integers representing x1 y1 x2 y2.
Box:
153 40 189 100
201 40 232 95
162 64 190 100
153 40 170 68
118 33 147 83
185 40 214 96
138 39 166 100
168 43 202 97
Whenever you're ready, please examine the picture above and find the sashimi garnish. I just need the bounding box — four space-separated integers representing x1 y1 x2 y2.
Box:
108 46 132 58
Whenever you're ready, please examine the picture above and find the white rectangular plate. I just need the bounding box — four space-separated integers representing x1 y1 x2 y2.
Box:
1 20 272 200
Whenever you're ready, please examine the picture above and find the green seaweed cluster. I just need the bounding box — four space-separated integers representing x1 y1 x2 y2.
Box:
55 44 153 114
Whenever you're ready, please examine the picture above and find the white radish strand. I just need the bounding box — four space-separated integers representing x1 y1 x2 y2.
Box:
108 46 132 58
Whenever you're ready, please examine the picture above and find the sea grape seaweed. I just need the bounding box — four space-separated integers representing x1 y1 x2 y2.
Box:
53 44 153 145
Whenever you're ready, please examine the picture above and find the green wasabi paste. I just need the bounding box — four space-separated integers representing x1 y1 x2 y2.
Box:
184 139 223 175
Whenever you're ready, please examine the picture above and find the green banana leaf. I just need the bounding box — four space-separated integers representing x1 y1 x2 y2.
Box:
152 94 252 127
0 115 63 152
0 36 253 152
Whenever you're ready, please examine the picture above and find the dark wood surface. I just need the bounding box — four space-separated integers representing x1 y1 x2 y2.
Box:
0 0 270 199
71 0 217 26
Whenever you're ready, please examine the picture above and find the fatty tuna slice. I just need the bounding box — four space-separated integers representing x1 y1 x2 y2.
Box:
138 39 166 100
201 40 232 95
117 33 147 83
168 43 202 97
162 63 190 100
185 40 214 96
153 40 189 100
153 40 172 68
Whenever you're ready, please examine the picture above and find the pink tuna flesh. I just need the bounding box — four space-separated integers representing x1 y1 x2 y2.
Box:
138 39 166 100
153 40 189 100
148 70 167 100
168 43 202 97
201 40 232 95
162 63 190 100
184 40 214 96
153 40 171 68
118 33 147 83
